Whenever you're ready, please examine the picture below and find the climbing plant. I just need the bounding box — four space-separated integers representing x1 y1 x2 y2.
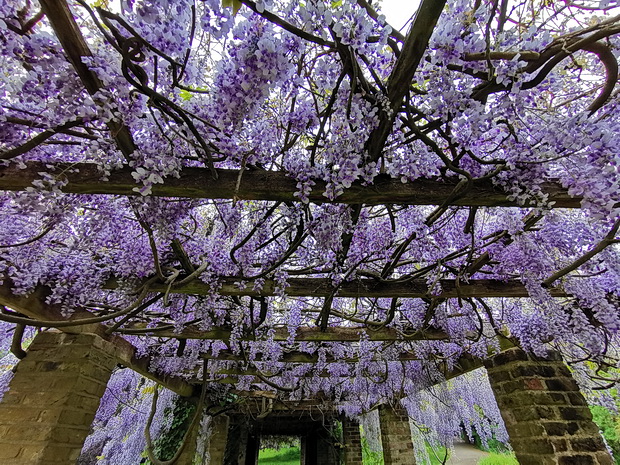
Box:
0 0 619 459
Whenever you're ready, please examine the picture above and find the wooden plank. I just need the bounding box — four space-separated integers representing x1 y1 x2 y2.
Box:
123 325 449 341
0 162 581 208
108 277 566 299
38 0 136 158
203 353 487 385
201 350 420 363
0 282 193 396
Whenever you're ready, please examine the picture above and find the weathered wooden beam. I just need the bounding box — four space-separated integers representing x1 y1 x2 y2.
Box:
109 277 566 299
202 350 421 363
215 367 335 377
0 282 193 397
124 325 449 341
203 353 488 385
38 0 136 158
0 162 581 208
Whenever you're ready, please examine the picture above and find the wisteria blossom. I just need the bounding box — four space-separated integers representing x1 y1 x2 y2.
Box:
0 0 619 459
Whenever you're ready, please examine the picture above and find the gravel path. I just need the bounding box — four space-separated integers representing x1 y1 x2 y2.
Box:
445 441 490 465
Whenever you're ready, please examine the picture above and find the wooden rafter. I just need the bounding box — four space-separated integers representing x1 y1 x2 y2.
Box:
0 282 193 396
202 350 422 363
0 162 581 208
107 277 566 299
200 352 488 385
123 325 449 341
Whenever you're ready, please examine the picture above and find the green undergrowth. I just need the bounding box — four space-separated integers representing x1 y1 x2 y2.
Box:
142 397 195 464
591 404 620 461
360 430 383 464
426 444 450 465
257 446 301 464
477 452 519 465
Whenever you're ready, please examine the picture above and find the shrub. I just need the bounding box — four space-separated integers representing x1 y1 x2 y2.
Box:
590 405 620 460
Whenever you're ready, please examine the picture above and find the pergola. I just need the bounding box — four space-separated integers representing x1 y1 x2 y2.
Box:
0 0 618 464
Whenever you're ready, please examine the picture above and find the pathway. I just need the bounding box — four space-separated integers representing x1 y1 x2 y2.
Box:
446 441 490 465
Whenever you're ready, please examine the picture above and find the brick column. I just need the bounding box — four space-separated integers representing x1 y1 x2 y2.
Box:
379 406 416 465
342 418 363 465
207 415 230 465
175 414 199 465
0 331 117 465
485 347 614 465
224 418 249 465
174 403 212 465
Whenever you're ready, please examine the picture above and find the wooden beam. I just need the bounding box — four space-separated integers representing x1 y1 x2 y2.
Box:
202 353 488 385
0 162 581 208
202 350 421 363
108 277 566 299
123 325 449 341
38 0 136 158
0 282 193 397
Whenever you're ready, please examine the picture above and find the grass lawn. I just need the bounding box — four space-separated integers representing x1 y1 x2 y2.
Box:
426 444 450 465
257 446 300 464
256 442 515 465
477 452 519 465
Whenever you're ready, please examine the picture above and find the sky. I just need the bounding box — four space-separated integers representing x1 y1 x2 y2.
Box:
379 0 420 32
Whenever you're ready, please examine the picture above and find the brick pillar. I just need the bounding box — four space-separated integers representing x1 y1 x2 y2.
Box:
342 418 363 465
224 419 249 465
0 331 116 465
379 406 416 465
207 415 230 465
485 347 614 465
174 403 204 465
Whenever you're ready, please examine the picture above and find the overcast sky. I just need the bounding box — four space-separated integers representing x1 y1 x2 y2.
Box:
379 0 420 32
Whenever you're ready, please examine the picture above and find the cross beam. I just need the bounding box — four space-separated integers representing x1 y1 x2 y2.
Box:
0 282 193 397
201 352 487 385
108 277 565 299
123 325 449 341
202 350 421 363
0 162 580 208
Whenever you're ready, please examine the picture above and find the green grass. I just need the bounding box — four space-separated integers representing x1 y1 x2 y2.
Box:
257 446 300 465
477 452 519 465
426 444 450 465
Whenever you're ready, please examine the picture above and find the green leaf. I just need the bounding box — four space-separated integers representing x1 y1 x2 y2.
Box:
141 385 156 395
222 0 243 15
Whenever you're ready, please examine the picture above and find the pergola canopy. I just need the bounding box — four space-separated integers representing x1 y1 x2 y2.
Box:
0 0 619 410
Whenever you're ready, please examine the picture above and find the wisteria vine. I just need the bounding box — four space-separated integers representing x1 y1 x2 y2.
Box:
1 0 620 457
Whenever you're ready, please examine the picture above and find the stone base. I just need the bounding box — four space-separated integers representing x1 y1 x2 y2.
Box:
0 332 117 465
379 406 416 465
486 348 614 465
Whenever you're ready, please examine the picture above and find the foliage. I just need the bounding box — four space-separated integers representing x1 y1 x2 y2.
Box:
590 405 620 460
425 444 449 465
1 0 620 460
477 452 519 465
142 397 196 463
470 428 510 454
79 370 174 464
404 371 509 448
257 446 300 465
259 435 300 450
361 431 383 465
